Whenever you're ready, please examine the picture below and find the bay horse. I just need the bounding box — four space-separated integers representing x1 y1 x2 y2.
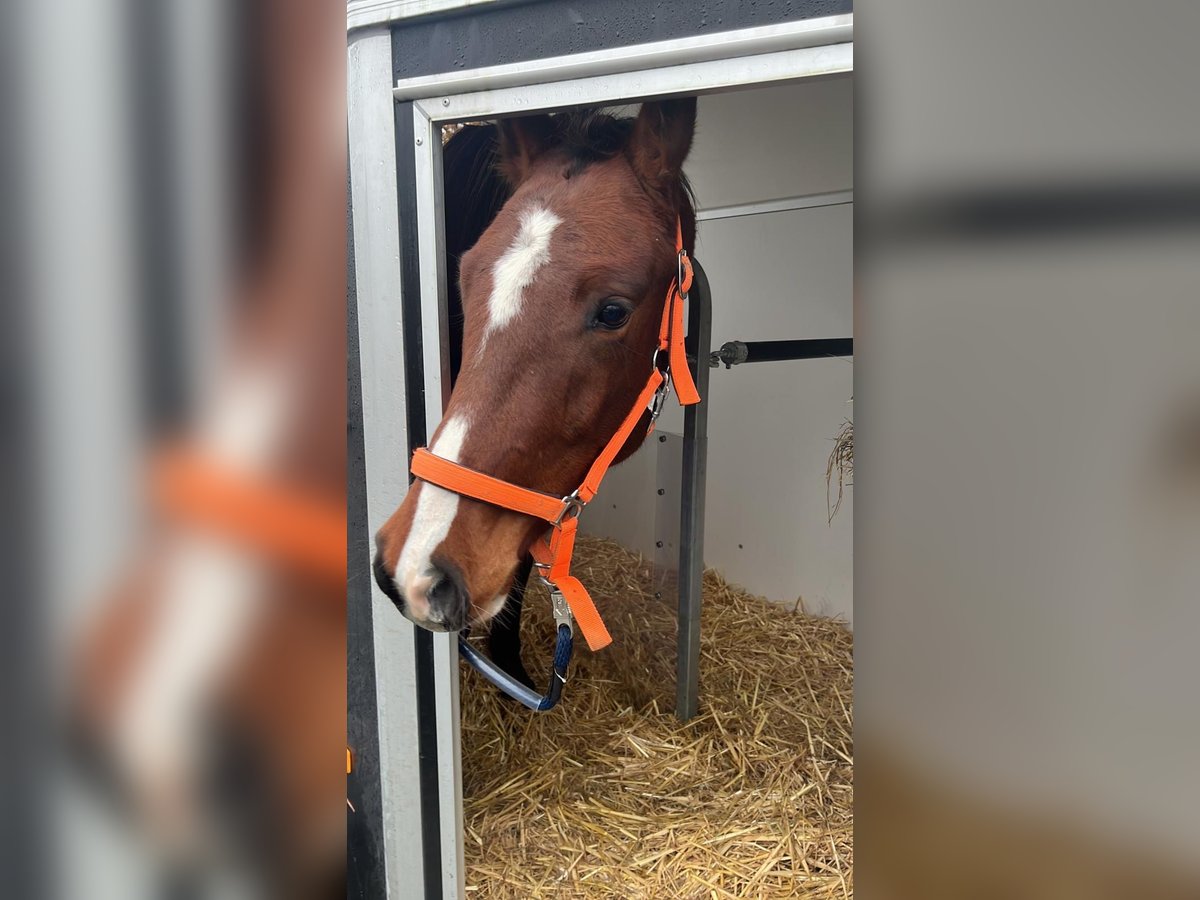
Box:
373 99 697 679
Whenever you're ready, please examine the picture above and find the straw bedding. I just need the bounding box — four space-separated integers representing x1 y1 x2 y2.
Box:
461 536 853 898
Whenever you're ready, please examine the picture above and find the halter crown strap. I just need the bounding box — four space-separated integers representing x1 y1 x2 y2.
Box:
410 215 700 652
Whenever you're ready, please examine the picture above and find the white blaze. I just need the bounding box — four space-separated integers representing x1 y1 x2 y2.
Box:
485 206 561 338
395 415 470 618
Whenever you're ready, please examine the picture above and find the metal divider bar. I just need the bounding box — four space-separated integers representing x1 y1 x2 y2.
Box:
677 260 713 720
696 190 853 222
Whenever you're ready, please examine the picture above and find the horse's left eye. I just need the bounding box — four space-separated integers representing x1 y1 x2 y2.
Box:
596 301 631 329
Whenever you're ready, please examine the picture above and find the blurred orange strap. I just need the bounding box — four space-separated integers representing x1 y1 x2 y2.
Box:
151 446 346 584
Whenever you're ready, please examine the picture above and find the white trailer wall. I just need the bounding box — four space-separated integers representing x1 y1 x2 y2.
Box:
584 75 854 623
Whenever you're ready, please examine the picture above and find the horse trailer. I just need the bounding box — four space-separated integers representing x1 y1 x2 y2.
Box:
348 3 853 896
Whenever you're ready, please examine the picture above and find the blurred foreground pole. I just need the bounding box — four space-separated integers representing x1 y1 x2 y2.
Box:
857 2 1200 897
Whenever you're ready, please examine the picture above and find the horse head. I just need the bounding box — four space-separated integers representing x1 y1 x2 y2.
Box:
375 99 696 633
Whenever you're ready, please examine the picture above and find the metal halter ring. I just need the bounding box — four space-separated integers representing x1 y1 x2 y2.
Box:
651 347 668 372
552 490 586 527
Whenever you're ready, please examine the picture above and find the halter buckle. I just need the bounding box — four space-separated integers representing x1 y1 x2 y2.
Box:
677 249 691 300
552 490 586 527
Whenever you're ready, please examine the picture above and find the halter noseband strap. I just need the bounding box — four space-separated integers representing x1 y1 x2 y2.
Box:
409 217 700 652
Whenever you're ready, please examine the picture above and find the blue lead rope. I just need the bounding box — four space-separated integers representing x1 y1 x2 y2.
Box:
458 623 573 712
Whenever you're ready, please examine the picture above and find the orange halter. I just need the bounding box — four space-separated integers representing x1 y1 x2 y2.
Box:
410 218 700 651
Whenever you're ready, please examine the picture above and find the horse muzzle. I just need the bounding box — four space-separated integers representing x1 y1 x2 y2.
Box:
372 548 470 632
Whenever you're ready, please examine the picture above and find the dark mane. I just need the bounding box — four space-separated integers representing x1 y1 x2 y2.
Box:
443 123 509 268
444 107 696 228
553 109 697 218
552 109 635 177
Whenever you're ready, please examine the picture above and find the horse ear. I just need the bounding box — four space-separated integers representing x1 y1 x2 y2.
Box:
495 114 555 187
627 98 697 190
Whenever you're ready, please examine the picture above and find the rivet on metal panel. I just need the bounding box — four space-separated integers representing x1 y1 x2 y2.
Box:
442 98 450 106
415 137 423 145
657 488 665 495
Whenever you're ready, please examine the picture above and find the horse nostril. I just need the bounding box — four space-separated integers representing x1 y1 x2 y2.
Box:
426 563 468 631
373 550 403 610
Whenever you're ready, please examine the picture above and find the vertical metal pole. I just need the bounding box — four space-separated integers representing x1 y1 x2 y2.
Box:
348 27 424 899
412 100 465 900
676 260 712 720
654 432 684 709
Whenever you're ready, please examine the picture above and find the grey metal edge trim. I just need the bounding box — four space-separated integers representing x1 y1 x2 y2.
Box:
394 15 852 100
413 42 852 123
412 100 467 900
696 190 854 222
348 0 514 32
347 26 426 900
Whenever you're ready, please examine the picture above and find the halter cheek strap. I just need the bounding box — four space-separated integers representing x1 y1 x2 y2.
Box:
409 217 700 652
